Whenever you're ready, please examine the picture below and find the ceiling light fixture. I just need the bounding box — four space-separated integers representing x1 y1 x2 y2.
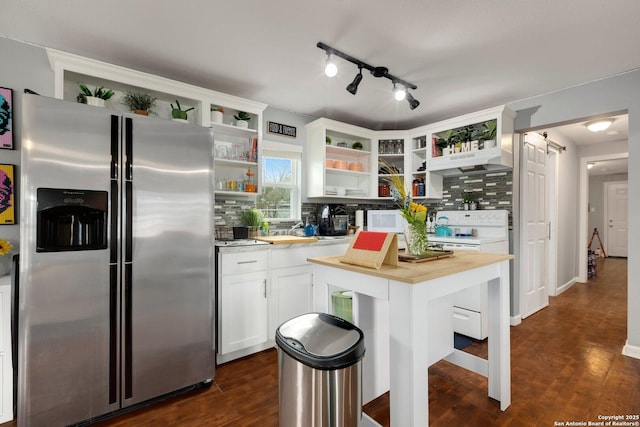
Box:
317 41 419 109
393 82 406 101
346 67 363 95
585 119 614 132
324 53 337 77
406 91 420 110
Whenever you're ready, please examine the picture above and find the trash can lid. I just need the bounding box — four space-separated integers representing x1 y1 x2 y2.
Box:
275 312 365 370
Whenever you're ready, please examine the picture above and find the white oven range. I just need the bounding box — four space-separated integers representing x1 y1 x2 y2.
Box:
429 210 509 340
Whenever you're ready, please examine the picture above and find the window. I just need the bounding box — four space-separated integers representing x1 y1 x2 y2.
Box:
257 141 301 221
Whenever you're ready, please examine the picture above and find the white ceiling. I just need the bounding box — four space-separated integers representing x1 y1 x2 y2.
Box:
1 0 635 177
3 0 640 131
538 114 629 175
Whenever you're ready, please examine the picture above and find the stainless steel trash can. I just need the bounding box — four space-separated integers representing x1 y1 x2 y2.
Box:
276 312 365 427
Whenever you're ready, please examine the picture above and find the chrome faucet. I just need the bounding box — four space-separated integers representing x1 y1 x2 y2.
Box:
289 221 304 234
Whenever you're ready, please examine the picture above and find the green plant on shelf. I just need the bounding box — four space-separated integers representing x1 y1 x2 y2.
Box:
122 92 157 114
234 111 251 122
170 100 194 120
78 83 115 101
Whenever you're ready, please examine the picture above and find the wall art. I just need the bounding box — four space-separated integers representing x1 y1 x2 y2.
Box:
0 87 14 149
0 164 15 224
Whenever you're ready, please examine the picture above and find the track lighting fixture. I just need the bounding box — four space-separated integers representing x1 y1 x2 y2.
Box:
317 41 419 109
393 82 406 101
324 53 337 77
406 91 420 110
346 67 363 95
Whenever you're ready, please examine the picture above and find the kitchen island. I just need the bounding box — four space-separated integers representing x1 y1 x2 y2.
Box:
308 251 513 427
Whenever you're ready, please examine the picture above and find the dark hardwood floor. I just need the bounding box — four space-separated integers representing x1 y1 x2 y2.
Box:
5 257 639 426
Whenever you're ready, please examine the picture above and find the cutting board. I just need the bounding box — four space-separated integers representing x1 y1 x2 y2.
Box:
254 235 319 244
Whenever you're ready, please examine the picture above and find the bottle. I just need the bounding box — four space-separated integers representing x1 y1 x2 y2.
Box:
262 220 269 236
418 178 425 197
412 178 419 197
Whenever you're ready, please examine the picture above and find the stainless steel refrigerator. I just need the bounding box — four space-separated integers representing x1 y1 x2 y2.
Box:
17 94 215 426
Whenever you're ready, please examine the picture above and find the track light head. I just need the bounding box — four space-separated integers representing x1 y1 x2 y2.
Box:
346 68 363 95
393 83 406 101
406 91 420 110
324 54 337 77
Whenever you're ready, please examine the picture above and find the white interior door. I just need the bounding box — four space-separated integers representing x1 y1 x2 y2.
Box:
605 181 628 257
520 133 549 318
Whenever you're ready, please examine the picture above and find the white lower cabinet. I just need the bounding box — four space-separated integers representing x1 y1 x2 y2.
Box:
216 241 349 364
217 249 270 364
219 270 268 355
0 276 12 423
269 264 313 340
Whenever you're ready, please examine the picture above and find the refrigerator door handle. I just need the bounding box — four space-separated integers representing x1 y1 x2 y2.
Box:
110 115 119 179
124 263 133 400
125 117 133 180
110 181 119 264
109 264 118 404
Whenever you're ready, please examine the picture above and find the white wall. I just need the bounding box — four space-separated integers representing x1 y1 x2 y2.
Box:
508 69 640 353
554 136 580 288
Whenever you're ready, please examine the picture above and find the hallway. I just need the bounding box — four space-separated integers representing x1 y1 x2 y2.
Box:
7 257 635 427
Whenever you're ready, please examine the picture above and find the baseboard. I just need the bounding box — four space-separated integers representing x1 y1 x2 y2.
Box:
510 315 522 326
555 277 577 295
622 340 640 360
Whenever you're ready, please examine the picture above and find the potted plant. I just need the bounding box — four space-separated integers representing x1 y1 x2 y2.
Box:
438 129 456 156
480 120 498 149
210 106 224 123
121 91 157 116
78 83 114 107
170 100 194 123
326 136 332 145
234 111 251 128
236 208 264 238
351 141 363 150
462 192 477 210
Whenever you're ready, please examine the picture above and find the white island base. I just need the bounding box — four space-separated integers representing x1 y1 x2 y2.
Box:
308 251 513 427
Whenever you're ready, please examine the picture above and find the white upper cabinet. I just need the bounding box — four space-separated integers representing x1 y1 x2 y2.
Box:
427 106 516 176
47 48 267 198
305 118 375 198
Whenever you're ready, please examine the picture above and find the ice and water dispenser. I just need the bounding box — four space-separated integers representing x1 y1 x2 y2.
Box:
36 188 108 252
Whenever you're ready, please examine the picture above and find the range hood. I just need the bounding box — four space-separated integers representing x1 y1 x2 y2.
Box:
429 146 513 177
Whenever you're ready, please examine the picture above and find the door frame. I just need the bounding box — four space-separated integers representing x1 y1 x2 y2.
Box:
546 148 559 296
603 180 628 257
577 152 628 282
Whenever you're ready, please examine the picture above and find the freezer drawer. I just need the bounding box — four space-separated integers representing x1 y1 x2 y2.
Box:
453 306 483 340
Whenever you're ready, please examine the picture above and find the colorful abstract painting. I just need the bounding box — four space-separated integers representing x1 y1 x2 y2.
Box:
0 164 15 224
0 88 13 149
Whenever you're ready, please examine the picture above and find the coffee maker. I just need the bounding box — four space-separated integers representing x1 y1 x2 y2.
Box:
317 204 348 236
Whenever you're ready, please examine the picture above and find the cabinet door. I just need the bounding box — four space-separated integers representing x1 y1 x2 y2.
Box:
269 265 313 339
219 271 268 355
0 283 11 423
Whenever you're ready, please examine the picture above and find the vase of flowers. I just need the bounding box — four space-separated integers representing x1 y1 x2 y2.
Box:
0 239 13 276
381 161 429 256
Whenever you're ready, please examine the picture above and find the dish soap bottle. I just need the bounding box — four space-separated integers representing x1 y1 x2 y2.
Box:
261 220 269 236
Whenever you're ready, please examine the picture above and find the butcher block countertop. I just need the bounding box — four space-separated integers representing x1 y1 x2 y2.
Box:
307 251 513 284
254 235 319 244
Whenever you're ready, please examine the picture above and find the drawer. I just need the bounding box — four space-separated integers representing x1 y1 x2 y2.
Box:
220 251 269 275
270 247 310 269
453 306 483 340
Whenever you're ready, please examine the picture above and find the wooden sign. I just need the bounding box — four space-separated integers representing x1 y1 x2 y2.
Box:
339 230 398 269
267 121 297 138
